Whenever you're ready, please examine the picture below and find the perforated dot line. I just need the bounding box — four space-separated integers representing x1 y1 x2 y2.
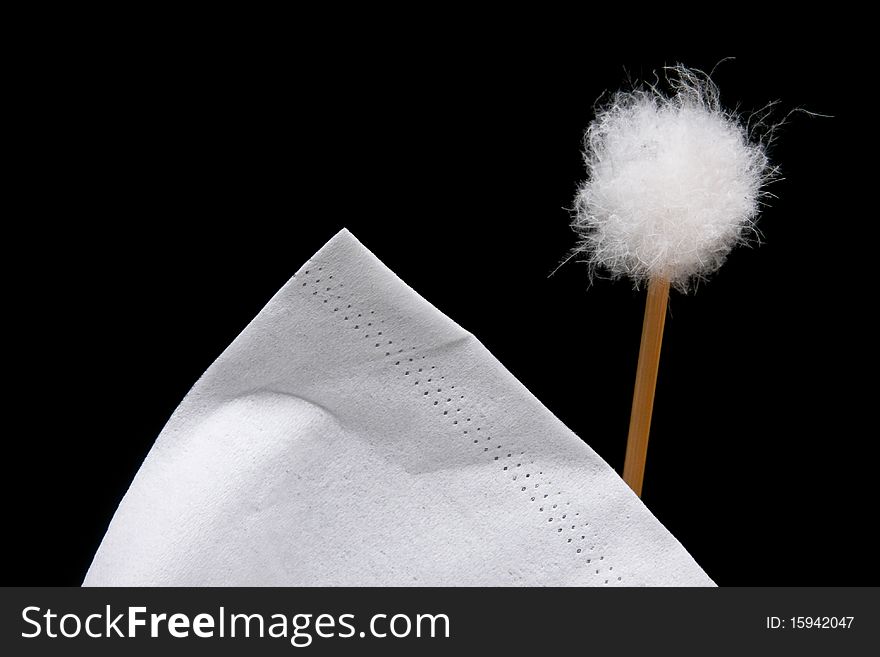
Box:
299 260 622 585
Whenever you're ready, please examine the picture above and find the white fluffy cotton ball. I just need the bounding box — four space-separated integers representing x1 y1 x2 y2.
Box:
572 66 773 291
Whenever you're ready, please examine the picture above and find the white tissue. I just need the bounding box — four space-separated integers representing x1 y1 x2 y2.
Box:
84 229 713 586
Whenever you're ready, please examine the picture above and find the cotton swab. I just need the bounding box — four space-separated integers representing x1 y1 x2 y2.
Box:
572 65 773 496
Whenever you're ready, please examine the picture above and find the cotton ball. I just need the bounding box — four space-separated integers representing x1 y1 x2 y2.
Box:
572 66 773 292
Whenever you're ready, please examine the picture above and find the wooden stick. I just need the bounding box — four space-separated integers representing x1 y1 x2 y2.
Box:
622 276 670 497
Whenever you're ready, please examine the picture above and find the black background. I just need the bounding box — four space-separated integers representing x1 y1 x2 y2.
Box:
9 44 874 585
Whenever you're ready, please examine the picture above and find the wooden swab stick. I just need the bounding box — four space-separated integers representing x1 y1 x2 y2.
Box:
622 277 670 497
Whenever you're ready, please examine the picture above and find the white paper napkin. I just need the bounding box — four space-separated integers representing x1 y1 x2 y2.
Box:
84 229 713 586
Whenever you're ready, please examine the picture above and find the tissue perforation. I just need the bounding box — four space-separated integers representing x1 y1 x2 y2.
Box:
302 257 622 585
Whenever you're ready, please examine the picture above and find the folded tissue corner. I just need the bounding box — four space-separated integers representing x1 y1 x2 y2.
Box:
84 229 713 586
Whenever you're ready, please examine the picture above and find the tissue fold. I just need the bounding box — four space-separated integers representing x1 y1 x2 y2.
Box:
84 229 713 586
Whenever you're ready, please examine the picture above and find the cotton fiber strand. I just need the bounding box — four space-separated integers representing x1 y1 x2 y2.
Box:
572 66 773 291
